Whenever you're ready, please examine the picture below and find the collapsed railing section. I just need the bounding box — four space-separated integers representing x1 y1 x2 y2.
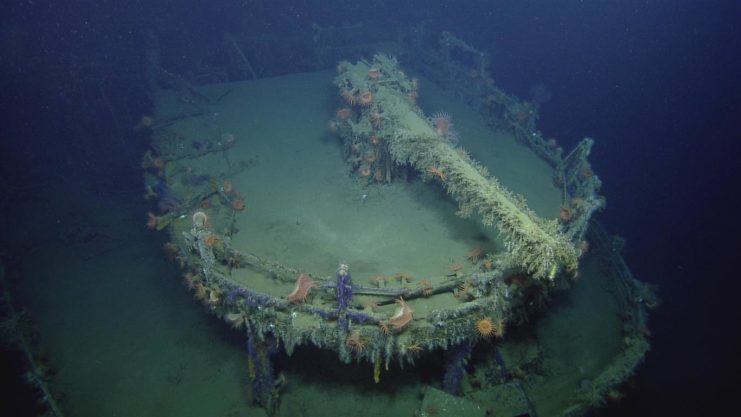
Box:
0 262 66 417
403 30 558 164
555 138 606 242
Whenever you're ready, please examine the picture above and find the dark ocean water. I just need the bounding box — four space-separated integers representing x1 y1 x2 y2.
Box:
1 1 740 416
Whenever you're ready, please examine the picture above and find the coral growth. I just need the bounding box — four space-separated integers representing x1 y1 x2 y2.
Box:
407 343 423 355
427 166 447 182
287 273 318 304
431 112 460 145
466 246 485 263
418 279 433 297
388 297 413 331
455 281 475 302
448 263 464 274
345 334 367 352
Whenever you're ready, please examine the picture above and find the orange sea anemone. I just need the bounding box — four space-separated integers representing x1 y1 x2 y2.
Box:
559 205 573 223
418 279 433 297
581 168 594 178
232 197 246 211
193 283 207 302
341 89 356 106
182 272 196 290
205 234 218 247
476 318 495 339
336 108 352 120
359 91 373 107
146 212 158 229
358 164 372 177
477 317 506 339
346 334 367 352
370 135 381 146
365 153 378 164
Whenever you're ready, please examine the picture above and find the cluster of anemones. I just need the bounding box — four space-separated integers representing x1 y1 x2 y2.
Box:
339 88 374 107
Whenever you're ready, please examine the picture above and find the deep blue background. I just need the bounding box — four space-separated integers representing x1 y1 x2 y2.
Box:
2 1 739 416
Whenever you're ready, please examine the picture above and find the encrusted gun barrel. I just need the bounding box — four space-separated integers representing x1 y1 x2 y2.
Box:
334 55 578 280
